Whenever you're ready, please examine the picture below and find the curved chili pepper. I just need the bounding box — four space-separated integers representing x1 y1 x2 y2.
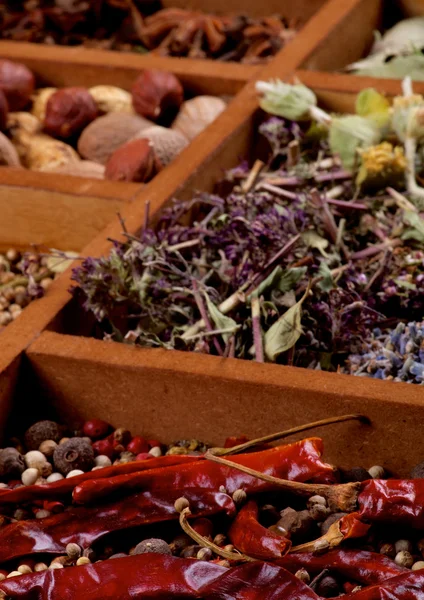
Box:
202 561 320 599
73 438 333 505
359 479 424 528
343 569 424 599
0 489 234 563
0 455 201 506
0 554 227 599
228 500 291 560
277 550 406 585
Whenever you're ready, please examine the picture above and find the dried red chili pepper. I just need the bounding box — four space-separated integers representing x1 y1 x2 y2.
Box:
343 569 424 599
0 454 200 506
73 438 333 504
202 560 320 599
0 554 227 599
358 479 424 528
0 489 234 563
277 549 406 585
228 500 291 559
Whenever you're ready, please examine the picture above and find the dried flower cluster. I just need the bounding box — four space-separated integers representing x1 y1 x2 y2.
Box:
0 2 297 63
0 58 226 181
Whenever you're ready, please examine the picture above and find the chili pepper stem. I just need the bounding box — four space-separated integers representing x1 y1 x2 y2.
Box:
291 519 347 554
213 414 369 457
205 452 361 512
177 504 255 563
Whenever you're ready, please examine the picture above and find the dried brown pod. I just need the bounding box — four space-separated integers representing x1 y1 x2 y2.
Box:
172 95 226 141
78 112 153 165
44 160 105 180
23 133 80 171
133 125 188 167
0 131 21 167
105 138 159 182
88 86 134 115
44 87 98 139
0 59 35 111
132 70 184 123
31 87 58 122
0 90 8 132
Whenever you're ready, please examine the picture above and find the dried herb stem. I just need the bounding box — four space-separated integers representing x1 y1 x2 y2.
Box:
192 280 224 356
251 293 264 362
241 160 265 194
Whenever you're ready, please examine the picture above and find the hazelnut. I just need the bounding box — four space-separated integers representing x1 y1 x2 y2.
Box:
0 59 35 110
134 538 172 555
0 447 25 479
44 87 98 139
132 70 184 124
53 438 94 475
25 421 64 450
105 138 159 183
78 112 153 165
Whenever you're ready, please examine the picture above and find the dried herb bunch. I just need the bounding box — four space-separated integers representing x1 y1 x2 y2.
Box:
0 1 297 64
73 80 424 383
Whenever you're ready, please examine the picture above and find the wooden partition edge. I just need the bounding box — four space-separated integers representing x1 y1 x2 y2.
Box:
25 331 424 475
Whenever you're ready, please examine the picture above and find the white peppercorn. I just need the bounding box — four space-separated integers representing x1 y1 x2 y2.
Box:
295 569 310 584
46 473 64 483
66 469 84 478
66 543 81 560
76 557 91 566
395 539 413 554
39 440 57 457
94 455 112 468
17 565 32 574
21 468 39 486
34 563 48 572
35 509 51 519
232 489 247 505
149 446 162 458
25 450 47 472
368 465 385 479
395 550 414 568
7 571 22 578
412 561 424 571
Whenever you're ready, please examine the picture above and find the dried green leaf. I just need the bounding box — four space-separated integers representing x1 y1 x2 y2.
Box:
277 266 308 292
402 209 424 242
205 292 238 342
248 266 283 301
317 262 335 292
46 251 79 274
329 115 381 171
264 284 310 361
256 80 317 121
355 88 390 127
301 231 329 257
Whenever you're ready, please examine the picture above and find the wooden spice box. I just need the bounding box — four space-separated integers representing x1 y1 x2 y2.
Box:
0 0 423 468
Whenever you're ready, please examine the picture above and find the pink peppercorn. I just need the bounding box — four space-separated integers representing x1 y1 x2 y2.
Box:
135 453 153 461
82 419 110 440
148 439 161 449
127 436 149 455
92 438 114 459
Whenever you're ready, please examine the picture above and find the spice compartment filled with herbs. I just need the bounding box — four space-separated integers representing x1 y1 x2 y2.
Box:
0 0 330 65
49 77 424 389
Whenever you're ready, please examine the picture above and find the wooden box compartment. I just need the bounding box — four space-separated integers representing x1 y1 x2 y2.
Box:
300 0 424 73
9 76 417 451
1 327 422 480
0 42 258 253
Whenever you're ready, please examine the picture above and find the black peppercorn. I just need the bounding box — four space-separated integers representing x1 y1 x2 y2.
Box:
341 467 370 483
25 421 63 451
0 447 25 479
316 575 340 597
411 461 424 479
53 438 94 475
134 538 172 555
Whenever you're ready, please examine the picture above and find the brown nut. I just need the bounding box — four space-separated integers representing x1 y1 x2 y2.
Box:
44 87 98 139
132 70 184 124
0 131 21 167
0 59 35 111
105 138 159 182
172 96 226 141
24 134 80 171
78 112 153 165
0 90 8 132
88 86 134 115
133 126 188 167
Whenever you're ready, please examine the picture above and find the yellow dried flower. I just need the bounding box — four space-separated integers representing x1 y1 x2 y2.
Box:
357 142 407 188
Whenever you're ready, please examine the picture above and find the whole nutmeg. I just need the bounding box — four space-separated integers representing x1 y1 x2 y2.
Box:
0 59 35 111
132 70 184 124
31 88 57 122
88 86 134 115
44 87 98 139
0 447 25 479
78 112 153 165
25 421 64 451
133 126 188 167
172 96 226 141
105 138 159 183
53 438 94 475
134 538 172 555
0 90 8 132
